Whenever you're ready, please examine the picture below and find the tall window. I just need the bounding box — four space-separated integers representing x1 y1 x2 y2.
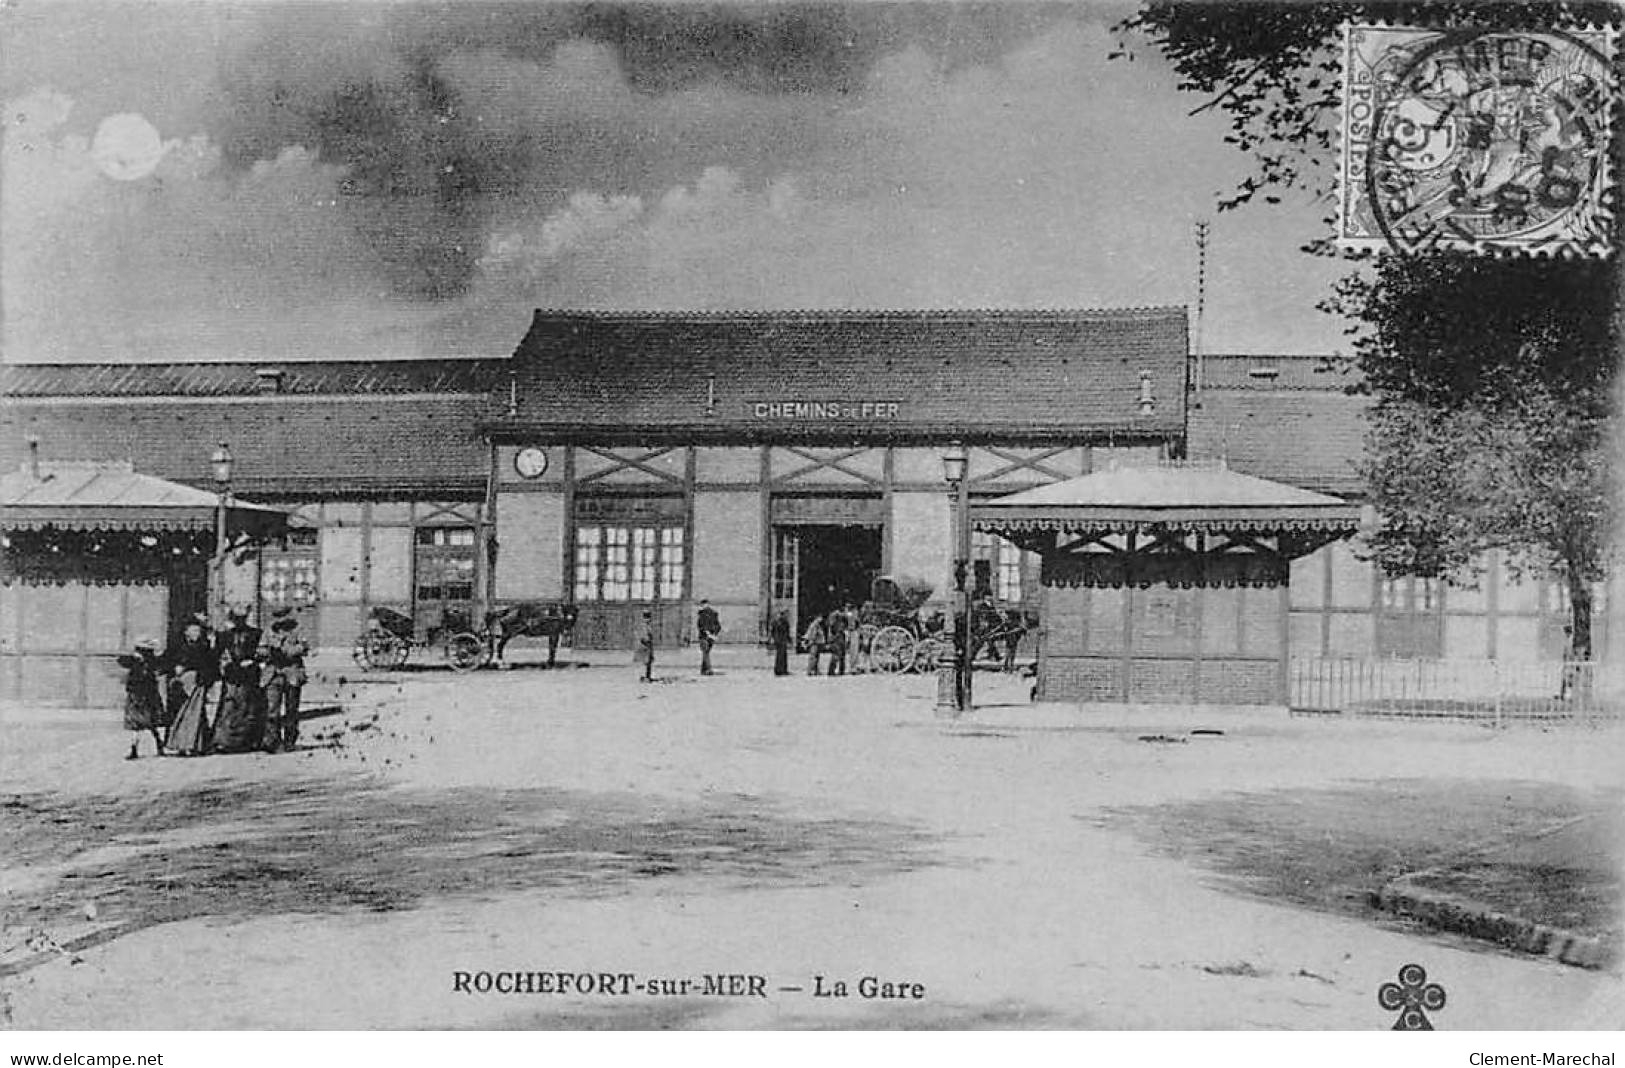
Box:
973 532 1025 603
661 527 685 597
260 527 319 607
415 526 476 603
575 524 684 602
771 529 799 600
631 526 658 600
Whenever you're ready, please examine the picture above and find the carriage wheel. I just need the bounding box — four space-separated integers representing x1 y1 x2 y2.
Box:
446 632 488 673
912 636 951 674
868 626 915 674
390 640 411 669
353 631 398 671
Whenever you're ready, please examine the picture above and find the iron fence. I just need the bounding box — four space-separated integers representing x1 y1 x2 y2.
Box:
1290 657 1623 725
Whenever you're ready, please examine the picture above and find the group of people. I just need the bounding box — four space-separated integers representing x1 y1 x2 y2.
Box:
628 596 1026 681
119 605 309 760
792 603 868 676
633 599 871 679
633 599 724 682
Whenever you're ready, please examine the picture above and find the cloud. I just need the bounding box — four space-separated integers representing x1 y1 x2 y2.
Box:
1 94 412 360
437 42 637 137
433 19 1343 356
440 22 1260 321
3 11 1348 361
479 190 645 277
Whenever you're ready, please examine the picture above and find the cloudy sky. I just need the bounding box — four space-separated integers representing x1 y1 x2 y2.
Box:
1 1 1348 363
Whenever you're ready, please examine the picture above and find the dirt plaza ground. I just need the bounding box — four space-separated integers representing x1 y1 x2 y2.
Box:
2 648 1622 1030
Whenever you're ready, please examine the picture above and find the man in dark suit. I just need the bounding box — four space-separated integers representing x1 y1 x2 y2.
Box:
769 611 792 676
696 599 721 676
825 608 848 676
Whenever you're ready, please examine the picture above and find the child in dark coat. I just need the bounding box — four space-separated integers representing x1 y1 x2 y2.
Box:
118 638 169 760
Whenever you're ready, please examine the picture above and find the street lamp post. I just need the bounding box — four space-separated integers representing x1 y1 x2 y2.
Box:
210 442 234 625
942 443 971 716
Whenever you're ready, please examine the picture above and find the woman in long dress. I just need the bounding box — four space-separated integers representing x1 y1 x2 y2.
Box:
164 621 216 756
211 608 265 754
118 639 168 760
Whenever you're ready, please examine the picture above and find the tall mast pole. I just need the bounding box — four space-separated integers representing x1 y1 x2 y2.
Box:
1193 219 1209 406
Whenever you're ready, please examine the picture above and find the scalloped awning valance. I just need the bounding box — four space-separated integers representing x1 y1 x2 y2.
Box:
973 511 1360 535
971 463 1362 544
2 506 288 536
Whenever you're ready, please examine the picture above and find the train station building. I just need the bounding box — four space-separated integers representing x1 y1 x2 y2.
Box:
2 306 1609 705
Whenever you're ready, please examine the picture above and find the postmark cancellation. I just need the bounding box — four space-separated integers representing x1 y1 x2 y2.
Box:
1340 24 1617 256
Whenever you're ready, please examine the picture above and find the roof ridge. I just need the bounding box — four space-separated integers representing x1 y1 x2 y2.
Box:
530 305 1188 321
1199 353 1349 361
1200 384 1365 393
21 459 136 472
0 356 507 371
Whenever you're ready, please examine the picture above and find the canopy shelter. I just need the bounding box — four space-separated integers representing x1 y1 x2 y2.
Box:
1 461 286 536
974 461 1360 707
1 461 287 708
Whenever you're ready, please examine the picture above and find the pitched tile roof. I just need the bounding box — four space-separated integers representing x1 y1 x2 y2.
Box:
496 307 1189 441
0 359 503 398
2 309 1195 490
2 397 491 496
1187 387 1370 495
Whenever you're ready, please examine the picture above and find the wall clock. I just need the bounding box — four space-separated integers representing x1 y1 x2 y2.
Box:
513 446 549 479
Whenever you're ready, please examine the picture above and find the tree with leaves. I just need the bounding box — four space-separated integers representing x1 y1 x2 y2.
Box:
1115 1 1622 660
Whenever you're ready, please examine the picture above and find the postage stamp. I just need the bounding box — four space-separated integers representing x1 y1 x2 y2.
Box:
1340 24 1617 256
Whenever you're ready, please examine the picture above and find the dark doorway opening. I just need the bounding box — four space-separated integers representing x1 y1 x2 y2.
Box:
790 525 882 635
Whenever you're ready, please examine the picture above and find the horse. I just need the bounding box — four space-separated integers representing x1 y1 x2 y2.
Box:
483 602 580 668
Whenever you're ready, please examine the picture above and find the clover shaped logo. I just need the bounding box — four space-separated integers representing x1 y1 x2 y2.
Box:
1379 963 1446 1030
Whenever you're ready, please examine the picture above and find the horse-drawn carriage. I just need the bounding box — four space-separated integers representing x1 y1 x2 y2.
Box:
352 601 578 673
859 575 952 673
856 575 1033 674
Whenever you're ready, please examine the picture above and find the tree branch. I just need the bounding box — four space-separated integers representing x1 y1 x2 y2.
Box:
1186 55 1272 117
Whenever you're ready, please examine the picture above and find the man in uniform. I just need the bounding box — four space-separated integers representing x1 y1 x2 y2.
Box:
695 599 721 676
262 607 309 752
635 610 655 682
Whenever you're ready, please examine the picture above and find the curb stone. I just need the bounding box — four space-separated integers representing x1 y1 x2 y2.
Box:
1373 876 1617 970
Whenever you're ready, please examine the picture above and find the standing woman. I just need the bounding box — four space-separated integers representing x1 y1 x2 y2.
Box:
164 619 216 756
212 606 265 753
856 601 877 674
118 638 168 760
843 603 863 675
